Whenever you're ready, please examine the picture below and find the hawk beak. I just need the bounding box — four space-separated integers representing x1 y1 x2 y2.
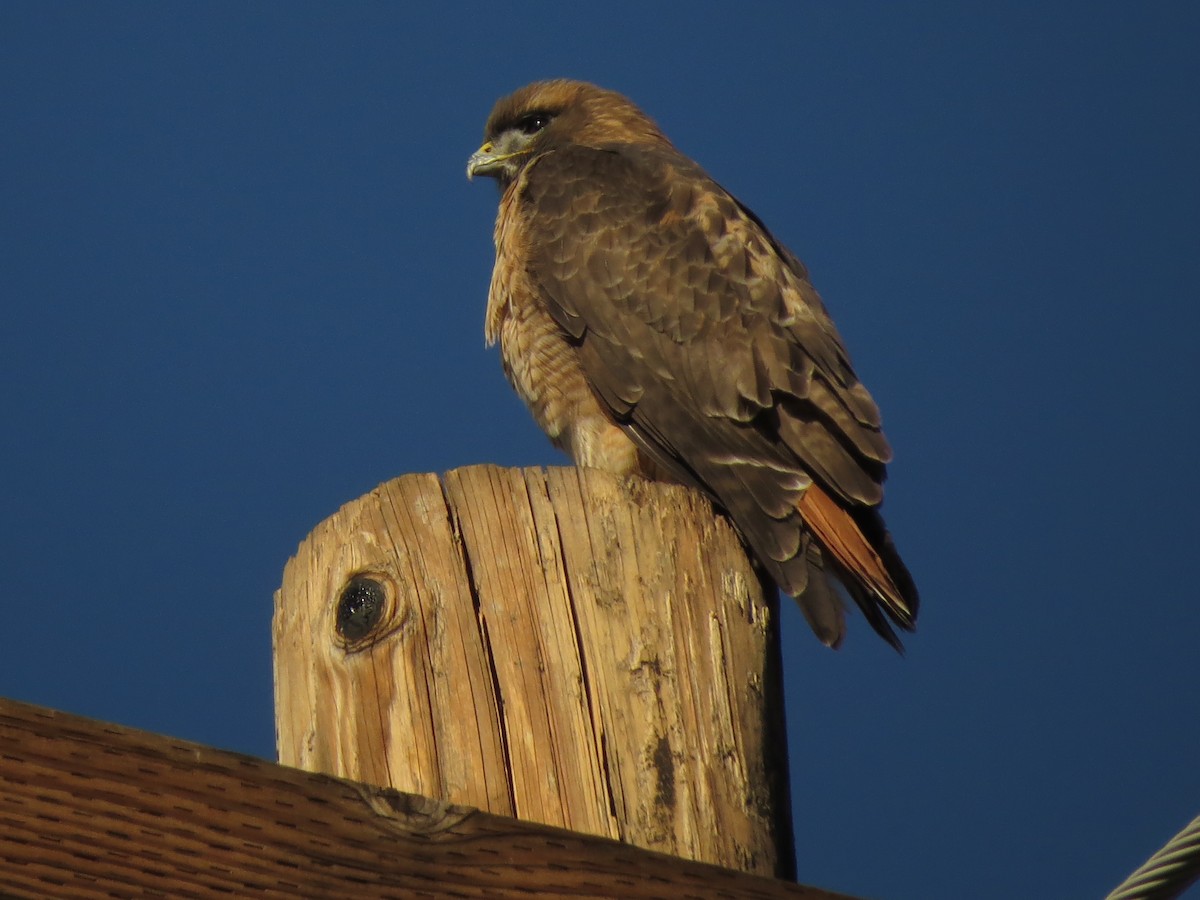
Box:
466 141 530 180
466 144 493 180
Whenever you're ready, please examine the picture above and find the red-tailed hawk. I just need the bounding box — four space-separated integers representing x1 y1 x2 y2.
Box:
468 79 918 649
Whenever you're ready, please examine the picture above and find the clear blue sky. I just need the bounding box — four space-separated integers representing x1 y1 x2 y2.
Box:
3 4 1198 897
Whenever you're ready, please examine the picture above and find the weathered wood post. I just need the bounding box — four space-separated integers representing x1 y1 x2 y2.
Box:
273 464 794 878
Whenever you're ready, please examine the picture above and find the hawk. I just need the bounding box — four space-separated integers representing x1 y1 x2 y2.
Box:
467 79 918 649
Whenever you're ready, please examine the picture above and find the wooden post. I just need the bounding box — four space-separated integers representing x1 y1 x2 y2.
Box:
273 465 794 879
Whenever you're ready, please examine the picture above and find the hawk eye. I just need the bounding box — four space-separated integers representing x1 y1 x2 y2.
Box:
516 112 552 135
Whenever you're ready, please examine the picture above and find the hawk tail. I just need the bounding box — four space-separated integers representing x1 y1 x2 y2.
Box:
797 483 919 651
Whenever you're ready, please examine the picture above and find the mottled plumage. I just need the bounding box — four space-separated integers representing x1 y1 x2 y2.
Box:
468 80 917 649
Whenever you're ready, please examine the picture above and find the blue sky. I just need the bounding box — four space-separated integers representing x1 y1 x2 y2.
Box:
3 3 1198 897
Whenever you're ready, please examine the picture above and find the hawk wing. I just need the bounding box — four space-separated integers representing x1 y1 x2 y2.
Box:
517 144 916 647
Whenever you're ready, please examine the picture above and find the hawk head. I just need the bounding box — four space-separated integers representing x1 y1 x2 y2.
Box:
467 79 672 185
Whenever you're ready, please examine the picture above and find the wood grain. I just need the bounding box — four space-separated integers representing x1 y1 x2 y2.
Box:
274 465 794 877
0 697 853 899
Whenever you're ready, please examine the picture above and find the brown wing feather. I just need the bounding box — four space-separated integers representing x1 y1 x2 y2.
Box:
515 141 917 647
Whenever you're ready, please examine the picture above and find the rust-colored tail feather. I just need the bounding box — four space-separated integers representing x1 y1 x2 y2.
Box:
798 484 917 644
